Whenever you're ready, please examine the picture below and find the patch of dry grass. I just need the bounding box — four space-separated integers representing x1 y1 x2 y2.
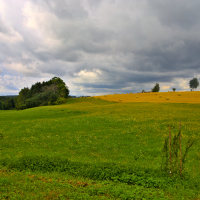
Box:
95 91 200 103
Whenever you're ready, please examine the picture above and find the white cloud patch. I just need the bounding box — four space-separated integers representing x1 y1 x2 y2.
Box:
74 69 102 82
0 0 24 44
161 85 171 90
175 78 190 90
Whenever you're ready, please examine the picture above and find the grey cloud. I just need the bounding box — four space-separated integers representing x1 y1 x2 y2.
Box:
38 60 70 76
49 0 88 20
30 0 89 20
0 18 10 34
5 84 18 91
148 0 200 29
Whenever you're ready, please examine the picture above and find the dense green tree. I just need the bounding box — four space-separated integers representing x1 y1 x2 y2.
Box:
0 101 4 110
189 78 199 91
30 82 42 96
15 87 31 109
172 88 176 92
0 97 16 110
4 98 15 110
151 83 160 92
16 77 69 110
48 77 69 98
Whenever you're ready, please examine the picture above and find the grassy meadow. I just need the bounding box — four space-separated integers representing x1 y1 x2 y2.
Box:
0 95 200 199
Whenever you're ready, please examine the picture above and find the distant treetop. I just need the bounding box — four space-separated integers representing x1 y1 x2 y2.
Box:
189 78 199 91
151 83 160 92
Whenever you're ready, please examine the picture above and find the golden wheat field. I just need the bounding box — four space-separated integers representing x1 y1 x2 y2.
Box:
94 91 200 103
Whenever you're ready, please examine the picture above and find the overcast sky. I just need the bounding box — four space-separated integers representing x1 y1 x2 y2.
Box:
1 0 200 96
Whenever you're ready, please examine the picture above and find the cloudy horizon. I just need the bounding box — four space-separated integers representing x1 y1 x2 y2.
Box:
1 0 200 96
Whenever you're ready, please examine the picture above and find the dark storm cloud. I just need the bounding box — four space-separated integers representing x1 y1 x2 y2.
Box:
1 0 200 95
148 0 200 29
79 70 173 88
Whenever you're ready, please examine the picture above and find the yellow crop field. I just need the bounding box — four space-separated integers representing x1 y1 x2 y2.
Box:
95 91 200 103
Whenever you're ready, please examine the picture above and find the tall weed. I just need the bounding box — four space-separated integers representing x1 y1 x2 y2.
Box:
162 123 195 176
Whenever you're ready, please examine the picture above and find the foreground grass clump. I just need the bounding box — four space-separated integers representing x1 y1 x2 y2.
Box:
0 97 200 199
0 167 169 200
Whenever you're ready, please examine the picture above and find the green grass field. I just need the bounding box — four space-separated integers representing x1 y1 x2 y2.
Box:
0 98 200 199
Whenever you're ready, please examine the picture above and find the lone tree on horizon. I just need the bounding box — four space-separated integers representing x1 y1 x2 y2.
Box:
189 78 199 91
152 83 160 92
172 88 176 92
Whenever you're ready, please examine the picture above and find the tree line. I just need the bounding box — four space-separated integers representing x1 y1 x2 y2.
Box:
145 78 199 93
0 96 16 110
1 77 199 110
0 77 69 110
